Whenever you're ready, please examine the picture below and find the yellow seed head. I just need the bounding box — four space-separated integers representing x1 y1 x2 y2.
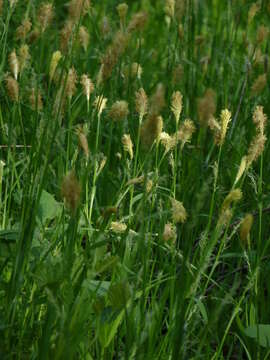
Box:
50 51 62 81
109 100 129 121
165 0 175 18
9 50 19 80
171 91 183 124
163 222 177 243
252 105 267 135
234 156 247 186
19 44 30 72
37 3 54 32
117 3 128 20
29 88 43 111
122 134 133 159
177 119 196 148
171 198 187 224
80 74 94 103
79 26 89 51
135 88 148 119
94 96 107 118
240 214 253 245
219 109 232 146
110 221 127 234
16 18 32 40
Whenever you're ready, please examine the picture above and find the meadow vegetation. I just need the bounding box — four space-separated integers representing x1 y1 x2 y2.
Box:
1 0 270 358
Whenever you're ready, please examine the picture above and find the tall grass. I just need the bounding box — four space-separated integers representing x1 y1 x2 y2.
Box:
1 0 270 359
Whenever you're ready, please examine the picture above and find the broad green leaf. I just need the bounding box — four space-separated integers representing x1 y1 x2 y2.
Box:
244 324 270 348
37 190 61 223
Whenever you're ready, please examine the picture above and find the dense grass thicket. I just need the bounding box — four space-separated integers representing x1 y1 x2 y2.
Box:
1 0 270 358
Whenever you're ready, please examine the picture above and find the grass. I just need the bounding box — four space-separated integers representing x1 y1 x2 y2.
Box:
1 0 270 359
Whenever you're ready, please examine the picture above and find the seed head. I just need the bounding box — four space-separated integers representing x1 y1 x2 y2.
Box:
110 221 127 233
18 44 30 72
65 66 77 99
117 3 128 21
135 88 148 119
76 126 89 158
16 18 32 40
80 74 94 103
149 83 165 116
94 96 107 118
61 171 81 213
29 88 43 111
127 11 148 33
68 0 91 21
177 119 196 148
122 134 133 159
165 0 175 18
197 88 216 125
247 133 267 168
234 156 247 186
5 76 19 102
79 26 89 51
252 105 267 135
171 91 183 124
240 214 253 245
109 100 129 121
257 25 269 44
163 222 177 243
50 51 62 81
251 74 267 95
218 109 232 146
9 50 19 80
37 3 54 32
171 198 187 224
140 114 163 149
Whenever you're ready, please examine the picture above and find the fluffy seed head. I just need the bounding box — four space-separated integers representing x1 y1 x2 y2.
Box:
222 189 242 212
16 19 32 40
165 0 175 18
109 100 129 121
140 114 163 148
5 76 19 102
110 221 127 234
19 44 30 72
247 133 267 167
171 198 187 224
257 25 269 44
94 96 107 117
251 74 267 95
252 105 267 135
29 88 43 111
163 222 177 243
117 3 128 20
127 11 148 33
61 171 81 213
135 88 148 119
234 156 247 186
9 50 19 80
76 126 89 158
218 109 232 146
171 91 183 124
177 119 196 149
122 134 133 159
80 74 94 103
240 214 253 245
79 26 89 51
248 3 260 23
197 88 216 125
50 51 62 81
65 66 77 99
149 83 165 116
68 0 91 20
37 3 54 32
